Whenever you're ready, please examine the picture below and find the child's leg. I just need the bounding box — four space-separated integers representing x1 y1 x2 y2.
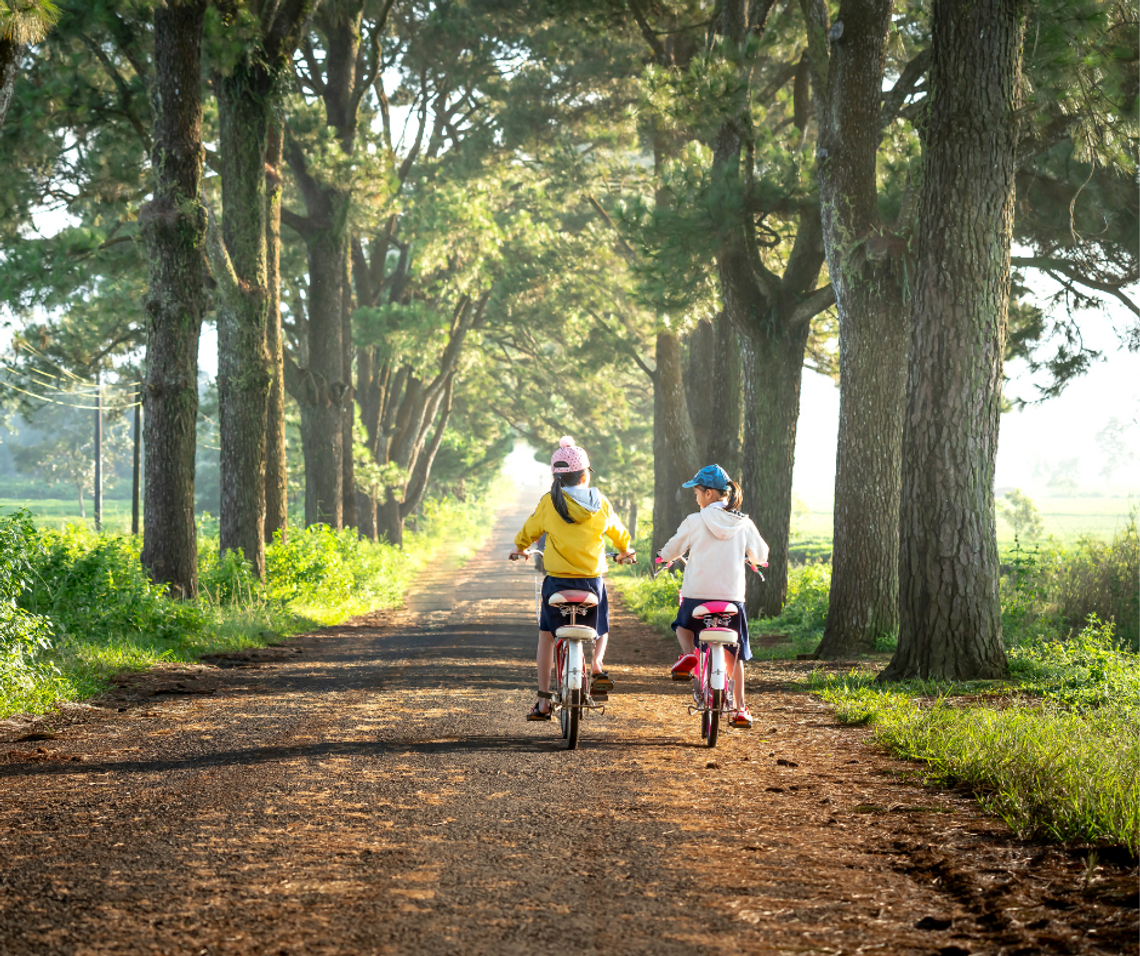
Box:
536 629 555 712
676 626 696 655
592 631 609 674
732 656 746 708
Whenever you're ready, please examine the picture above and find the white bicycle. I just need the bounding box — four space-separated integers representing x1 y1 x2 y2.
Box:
510 548 632 749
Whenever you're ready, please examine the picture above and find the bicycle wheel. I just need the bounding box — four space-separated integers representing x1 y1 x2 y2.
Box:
703 688 722 747
561 687 581 749
558 641 581 749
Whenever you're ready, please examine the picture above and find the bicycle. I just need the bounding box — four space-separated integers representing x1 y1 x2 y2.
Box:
653 555 762 748
509 548 634 749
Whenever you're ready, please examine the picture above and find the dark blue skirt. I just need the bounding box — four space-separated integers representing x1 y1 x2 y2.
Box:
539 575 609 636
671 596 751 661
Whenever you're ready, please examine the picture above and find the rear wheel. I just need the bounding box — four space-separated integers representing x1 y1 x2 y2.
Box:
704 688 722 747
561 687 581 749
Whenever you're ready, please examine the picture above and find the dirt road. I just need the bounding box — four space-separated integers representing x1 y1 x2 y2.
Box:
1 494 1135 955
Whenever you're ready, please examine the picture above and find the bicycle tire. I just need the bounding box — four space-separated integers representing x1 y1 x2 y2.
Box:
705 688 722 747
561 687 581 749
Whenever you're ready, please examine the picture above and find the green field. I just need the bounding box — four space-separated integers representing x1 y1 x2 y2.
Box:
790 495 1137 559
0 498 136 532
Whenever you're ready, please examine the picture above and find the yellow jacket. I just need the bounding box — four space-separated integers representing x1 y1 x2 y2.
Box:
514 490 632 578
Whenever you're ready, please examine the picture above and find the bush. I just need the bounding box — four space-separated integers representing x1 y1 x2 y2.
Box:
1001 517 1139 650
0 511 55 694
22 525 205 642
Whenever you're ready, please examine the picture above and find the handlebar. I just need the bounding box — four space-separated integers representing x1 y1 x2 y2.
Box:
653 553 767 580
508 548 636 565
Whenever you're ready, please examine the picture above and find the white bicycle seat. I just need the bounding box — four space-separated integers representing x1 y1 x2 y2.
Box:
548 590 598 608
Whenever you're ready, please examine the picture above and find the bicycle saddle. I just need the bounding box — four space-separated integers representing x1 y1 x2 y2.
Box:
692 601 737 617
548 590 599 607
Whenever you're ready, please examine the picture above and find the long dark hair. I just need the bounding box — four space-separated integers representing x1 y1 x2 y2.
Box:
698 479 743 512
551 467 586 524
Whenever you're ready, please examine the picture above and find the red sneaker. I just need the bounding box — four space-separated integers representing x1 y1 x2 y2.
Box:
670 652 697 680
730 707 753 729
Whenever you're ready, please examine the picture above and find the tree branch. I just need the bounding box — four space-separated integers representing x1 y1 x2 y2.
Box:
788 283 836 329
880 47 931 134
1011 255 1140 317
203 195 240 300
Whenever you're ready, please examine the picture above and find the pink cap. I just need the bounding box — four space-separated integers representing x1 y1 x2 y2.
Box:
551 436 590 474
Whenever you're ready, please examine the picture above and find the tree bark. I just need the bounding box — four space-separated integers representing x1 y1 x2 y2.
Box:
341 252 357 531
216 62 272 575
296 224 346 527
733 290 814 617
710 0 829 618
801 0 911 657
139 0 207 599
0 37 22 132
651 329 699 556
264 116 288 544
883 0 1024 681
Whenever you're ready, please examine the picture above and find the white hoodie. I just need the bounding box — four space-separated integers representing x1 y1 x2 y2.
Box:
658 504 769 602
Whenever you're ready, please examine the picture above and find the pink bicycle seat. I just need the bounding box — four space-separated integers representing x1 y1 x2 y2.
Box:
548 590 599 608
692 601 737 617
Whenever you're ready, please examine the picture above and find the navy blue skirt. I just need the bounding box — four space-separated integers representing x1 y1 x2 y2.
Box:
539 575 609 636
671 596 751 661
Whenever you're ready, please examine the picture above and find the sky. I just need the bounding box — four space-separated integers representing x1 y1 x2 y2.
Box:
500 295 1140 510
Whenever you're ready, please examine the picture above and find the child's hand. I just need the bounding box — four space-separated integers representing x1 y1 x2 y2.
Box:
615 550 637 565
508 550 531 561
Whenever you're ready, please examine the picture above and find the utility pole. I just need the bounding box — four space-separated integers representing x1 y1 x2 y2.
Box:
132 380 141 536
94 369 102 533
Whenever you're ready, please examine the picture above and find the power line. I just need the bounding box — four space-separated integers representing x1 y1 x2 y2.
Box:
0 377 140 411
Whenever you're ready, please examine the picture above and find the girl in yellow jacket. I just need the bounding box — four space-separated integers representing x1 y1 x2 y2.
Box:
510 437 636 720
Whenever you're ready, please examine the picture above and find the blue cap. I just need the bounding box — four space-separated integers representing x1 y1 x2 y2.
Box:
682 464 730 491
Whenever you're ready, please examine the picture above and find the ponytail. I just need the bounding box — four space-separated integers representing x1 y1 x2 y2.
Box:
725 479 743 512
550 467 586 524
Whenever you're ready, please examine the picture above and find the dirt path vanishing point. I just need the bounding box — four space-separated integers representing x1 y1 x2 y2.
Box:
1 491 1136 956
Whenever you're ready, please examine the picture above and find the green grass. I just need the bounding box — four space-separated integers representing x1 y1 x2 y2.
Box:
0 485 508 718
804 617 1140 853
612 549 826 661
0 498 136 532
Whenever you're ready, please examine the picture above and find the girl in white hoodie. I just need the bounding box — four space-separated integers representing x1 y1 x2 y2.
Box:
657 464 769 729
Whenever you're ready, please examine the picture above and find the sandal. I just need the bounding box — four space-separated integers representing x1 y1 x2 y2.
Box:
591 671 614 694
527 701 551 721
730 707 753 729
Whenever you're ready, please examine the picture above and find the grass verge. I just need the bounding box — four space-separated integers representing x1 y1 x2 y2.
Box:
0 485 507 719
804 618 1139 854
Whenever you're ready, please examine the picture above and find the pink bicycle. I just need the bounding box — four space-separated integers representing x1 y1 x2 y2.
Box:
654 555 762 748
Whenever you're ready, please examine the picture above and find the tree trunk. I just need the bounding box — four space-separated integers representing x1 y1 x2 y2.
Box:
651 330 699 556
139 0 206 599
707 311 743 476
297 230 346 528
803 0 910 658
264 116 288 544
735 313 812 617
379 491 402 548
883 0 1024 681
0 37 22 132
216 62 272 576
711 0 828 619
341 253 357 531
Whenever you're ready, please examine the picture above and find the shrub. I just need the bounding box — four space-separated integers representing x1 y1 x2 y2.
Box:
0 511 55 693
1001 517 1139 650
22 525 205 642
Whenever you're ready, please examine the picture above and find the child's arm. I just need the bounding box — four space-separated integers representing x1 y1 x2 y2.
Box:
513 499 548 552
657 518 693 563
604 506 633 554
744 521 770 567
